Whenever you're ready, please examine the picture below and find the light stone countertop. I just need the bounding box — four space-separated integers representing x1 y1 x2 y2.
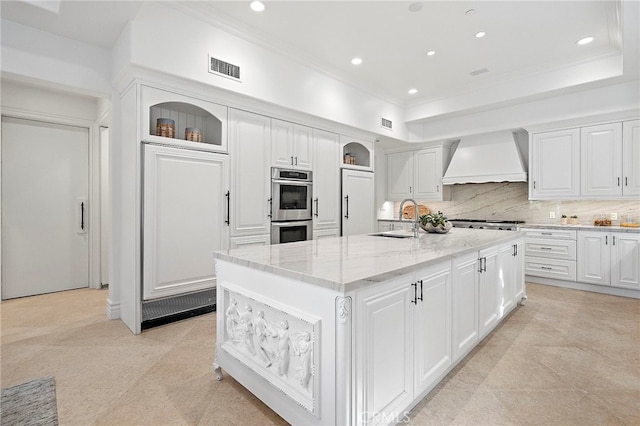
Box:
213 228 524 292
522 223 640 233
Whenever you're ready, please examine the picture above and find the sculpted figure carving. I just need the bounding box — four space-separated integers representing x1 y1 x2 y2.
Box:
225 298 240 342
240 304 256 355
254 310 275 366
296 331 312 389
276 320 292 377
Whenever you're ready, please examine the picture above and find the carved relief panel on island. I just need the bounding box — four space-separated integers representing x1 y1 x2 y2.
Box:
221 288 320 415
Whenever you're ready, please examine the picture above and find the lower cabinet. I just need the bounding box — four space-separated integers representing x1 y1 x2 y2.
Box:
413 264 452 395
478 246 500 339
356 261 451 425
578 230 640 289
452 253 479 362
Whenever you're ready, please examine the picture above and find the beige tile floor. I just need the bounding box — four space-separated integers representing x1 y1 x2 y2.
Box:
1 283 638 425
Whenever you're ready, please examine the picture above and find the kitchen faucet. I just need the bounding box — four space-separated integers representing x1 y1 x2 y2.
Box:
398 198 419 238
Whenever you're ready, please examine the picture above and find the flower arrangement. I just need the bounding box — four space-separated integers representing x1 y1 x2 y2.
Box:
419 211 452 233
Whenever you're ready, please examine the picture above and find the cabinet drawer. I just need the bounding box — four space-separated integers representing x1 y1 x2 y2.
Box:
525 257 576 281
525 238 577 260
520 228 577 239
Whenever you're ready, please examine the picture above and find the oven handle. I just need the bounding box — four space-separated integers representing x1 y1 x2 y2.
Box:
271 179 312 186
270 220 312 228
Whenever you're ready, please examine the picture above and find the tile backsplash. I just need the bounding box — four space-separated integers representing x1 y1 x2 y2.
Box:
381 182 640 225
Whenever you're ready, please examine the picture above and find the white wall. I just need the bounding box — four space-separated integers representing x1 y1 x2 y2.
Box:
116 3 407 141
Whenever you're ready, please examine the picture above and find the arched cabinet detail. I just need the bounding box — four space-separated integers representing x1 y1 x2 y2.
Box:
340 136 374 171
141 85 228 152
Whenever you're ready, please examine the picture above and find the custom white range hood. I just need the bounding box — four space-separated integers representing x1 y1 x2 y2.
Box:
442 130 528 185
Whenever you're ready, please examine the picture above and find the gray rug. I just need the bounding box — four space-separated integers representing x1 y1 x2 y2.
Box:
1 377 58 426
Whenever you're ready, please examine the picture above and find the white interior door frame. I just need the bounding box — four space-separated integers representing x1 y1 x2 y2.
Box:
0 107 103 298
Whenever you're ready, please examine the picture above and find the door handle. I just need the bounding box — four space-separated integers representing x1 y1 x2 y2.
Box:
295 156 298 166
418 279 423 302
618 177 620 187
77 198 87 234
613 235 616 246
314 198 319 217
225 191 230 225
478 258 483 273
344 195 349 219
291 156 294 166
411 282 417 305
268 198 272 218
625 176 628 187
605 235 608 245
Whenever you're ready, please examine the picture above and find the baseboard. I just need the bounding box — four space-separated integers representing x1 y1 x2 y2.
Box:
526 276 640 299
106 298 121 319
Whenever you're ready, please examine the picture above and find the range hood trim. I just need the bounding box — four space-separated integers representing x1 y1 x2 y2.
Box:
442 130 528 185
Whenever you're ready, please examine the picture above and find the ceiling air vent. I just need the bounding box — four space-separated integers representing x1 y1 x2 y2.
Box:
209 55 241 81
381 117 393 130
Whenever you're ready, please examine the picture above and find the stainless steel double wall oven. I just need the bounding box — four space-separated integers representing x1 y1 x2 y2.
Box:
270 167 313 244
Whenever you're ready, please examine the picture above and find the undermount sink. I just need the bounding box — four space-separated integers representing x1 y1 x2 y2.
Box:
370 232 414 239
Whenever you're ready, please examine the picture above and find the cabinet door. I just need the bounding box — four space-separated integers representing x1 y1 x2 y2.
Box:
342 169 375 236
452 253 479 362
414 264 452 395
271 118 294 168
293 124 313 170
530 129 580 199
622 120 640 197
581 123 623 197
478 246 500 339
142 144 229 300
229 109 271 237
313 129 340 231
387 151 413 200
513 240 526 301
611 233 640 290
357 280 414 425
414 147 442 200
577 231 611 286
497 243 517 316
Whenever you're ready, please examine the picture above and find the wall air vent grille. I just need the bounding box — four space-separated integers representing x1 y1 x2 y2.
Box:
381 117 393 130
209 56 241 80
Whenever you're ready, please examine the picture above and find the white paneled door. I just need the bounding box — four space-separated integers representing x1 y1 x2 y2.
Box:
1 117 89 299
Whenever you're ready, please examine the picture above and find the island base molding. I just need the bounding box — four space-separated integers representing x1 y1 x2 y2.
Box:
526 276 640 299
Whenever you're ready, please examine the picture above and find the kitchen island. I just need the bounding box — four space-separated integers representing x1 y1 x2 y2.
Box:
213 228 526 426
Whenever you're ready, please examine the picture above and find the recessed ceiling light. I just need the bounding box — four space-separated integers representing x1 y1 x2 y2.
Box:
426 50 436 56
475 31 486 38
576 36 594 45
249 1 265 12
408 2 423 12
351 57 363 65
408 88 418 95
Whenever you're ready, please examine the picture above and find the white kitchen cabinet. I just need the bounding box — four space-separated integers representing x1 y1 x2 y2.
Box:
342 169 375 236
497 240 525 315
386 147 450 201
356 261 451 425
387 151 414 200
229 234 271 249
523 228 577 281
312 129 340 233
622 120 640 197
414 264 452 395
580 123 623 197
611 233 640 290
577 231 611 286
229 108 271 239
356 275 414 425
340 135 374 171
578 230 640 289
271 118 312 170
530 128 580 199
312 228 340 239
451 253 479 362
478 246 500 339
141 85 228 152
142 144 229 300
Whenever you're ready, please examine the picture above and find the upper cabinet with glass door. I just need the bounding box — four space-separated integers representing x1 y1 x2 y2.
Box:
141 85 228 153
